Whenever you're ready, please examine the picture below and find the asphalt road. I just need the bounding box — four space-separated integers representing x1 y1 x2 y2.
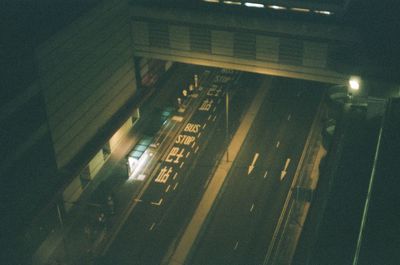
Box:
189 78 324 265
98 69 258 265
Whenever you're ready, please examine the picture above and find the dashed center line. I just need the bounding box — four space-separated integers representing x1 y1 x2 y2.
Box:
186 151 191 158
287 114 291 121
202 123 207 129
173 182 179 190
180 161 185 168
195 146 200 153
276 141 280 148
264 170 268 179
173 172 178 180
250 203 255 212
165 185 171 193
233 241 239 250
212 115 217 122
197 132 202 138
213 106 217 112
149 222 156 231
208 114 212 121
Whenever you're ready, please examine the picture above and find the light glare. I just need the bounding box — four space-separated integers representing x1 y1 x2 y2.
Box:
349 78 360 91
244 2 264 8
291 7 310 12
223 1 242 5
268 5 286 10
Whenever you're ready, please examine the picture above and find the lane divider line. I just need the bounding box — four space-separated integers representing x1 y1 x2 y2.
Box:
250 203 255 212
213 115 217 122
180 161 185 168
264 170 269 179
208 114 212 120
287 114 291 121
173 182 179 190
173 172 178 180
202 123 207 129
165 185 171 193
276 141 280 148
186 151 191 158
149 222 156 231
195 146 200 153
234 241 239 250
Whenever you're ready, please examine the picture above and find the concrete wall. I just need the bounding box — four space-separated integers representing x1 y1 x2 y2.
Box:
36 0 136 169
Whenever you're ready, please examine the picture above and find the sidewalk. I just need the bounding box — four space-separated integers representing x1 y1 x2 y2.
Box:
31 64 204 265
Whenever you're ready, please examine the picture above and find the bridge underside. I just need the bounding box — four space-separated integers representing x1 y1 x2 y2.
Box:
130 5 360 84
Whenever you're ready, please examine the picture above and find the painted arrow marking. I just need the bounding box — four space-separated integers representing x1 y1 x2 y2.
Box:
248 153 259 175
280 158 291 180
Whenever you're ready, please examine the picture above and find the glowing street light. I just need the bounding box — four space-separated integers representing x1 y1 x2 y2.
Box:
349 76 360 91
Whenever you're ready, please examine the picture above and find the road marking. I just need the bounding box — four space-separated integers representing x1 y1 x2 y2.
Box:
186 151 191 158
264 170 268 179
134 198 143 202
213 106 217 112
208 114 212 121
173 172 178 180
180 161 185 168
250 203 255 212
248 153 259 175
151 198 163 206
197 132 202 138
165 185 171 193
192 142 196 148
280 158 291 180
233 241 239 250
213 115 217 122
202 123 207 129
195 146 200 153
276 141 280 148
149 222 156 231
173 182 179 190
287 114 291 121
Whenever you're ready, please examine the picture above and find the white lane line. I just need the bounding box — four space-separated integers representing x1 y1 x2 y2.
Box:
149 222 156 231
165 185 171 193
287 114 291 121
250 203 255 212
276 141 280 148
173 182 179 190
202 123 207 129
264 170 268 179
186 151 191 158
233 241 239 250
198 132 202 138
195 146 200 153
180 161 185 168
151 198 163 206
208 114 212 121
213 106 217 112
173 172 178 180
192 142 196 148
213 115 217 122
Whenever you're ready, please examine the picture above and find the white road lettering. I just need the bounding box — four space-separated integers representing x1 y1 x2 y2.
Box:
184 123 201 133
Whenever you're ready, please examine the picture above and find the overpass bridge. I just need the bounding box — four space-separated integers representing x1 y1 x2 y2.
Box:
130 0 361 84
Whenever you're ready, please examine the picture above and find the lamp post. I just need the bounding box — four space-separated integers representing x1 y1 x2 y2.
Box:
225 86 229 162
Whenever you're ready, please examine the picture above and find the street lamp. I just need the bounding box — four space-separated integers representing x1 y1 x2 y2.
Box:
349 76 360 91
348 76 361 102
